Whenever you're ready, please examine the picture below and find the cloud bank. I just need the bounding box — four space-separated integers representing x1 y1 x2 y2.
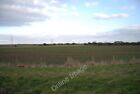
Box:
0 0 79 26
0 0 50 26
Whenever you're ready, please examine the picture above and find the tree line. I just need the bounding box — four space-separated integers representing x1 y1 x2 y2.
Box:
42 41 140 46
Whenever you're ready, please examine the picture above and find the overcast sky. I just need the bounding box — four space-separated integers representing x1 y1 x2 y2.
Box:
0 0 140 44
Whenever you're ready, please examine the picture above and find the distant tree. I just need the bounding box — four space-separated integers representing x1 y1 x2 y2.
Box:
137 41 140 45
52 43 56 45
114 41 124 45
114 41 123 44
65 43 70 45
43 43 47 46
84 43 88 45
72 43 76 45
87 42 92 45
92 41 97 44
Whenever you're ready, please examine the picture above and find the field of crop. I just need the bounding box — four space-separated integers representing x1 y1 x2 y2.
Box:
0 45 140 65
0 45 140 94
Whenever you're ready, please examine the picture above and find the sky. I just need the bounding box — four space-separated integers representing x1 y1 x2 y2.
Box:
0 0 140 44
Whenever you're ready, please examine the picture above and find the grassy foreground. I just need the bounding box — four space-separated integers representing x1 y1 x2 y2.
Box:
0 63 140 94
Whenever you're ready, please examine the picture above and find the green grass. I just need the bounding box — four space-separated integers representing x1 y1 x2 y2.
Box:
0 64 140 94
0 45 140 64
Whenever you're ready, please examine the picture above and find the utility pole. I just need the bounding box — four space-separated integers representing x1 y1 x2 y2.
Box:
11 35 14 45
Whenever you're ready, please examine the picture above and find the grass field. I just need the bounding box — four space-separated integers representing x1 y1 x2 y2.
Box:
0 45 140 94
0 64 140 94
0 45 140 65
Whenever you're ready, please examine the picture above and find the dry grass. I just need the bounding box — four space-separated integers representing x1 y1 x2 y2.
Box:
0 57 140 68
64 57 82 67
63 57 140 67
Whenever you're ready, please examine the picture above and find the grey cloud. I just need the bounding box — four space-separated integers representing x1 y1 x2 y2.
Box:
0 0 49 26
98 25 140 42
0 0 79 26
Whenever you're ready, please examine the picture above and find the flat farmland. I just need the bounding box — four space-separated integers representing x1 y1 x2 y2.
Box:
0 45 140 65
0 45 140 94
